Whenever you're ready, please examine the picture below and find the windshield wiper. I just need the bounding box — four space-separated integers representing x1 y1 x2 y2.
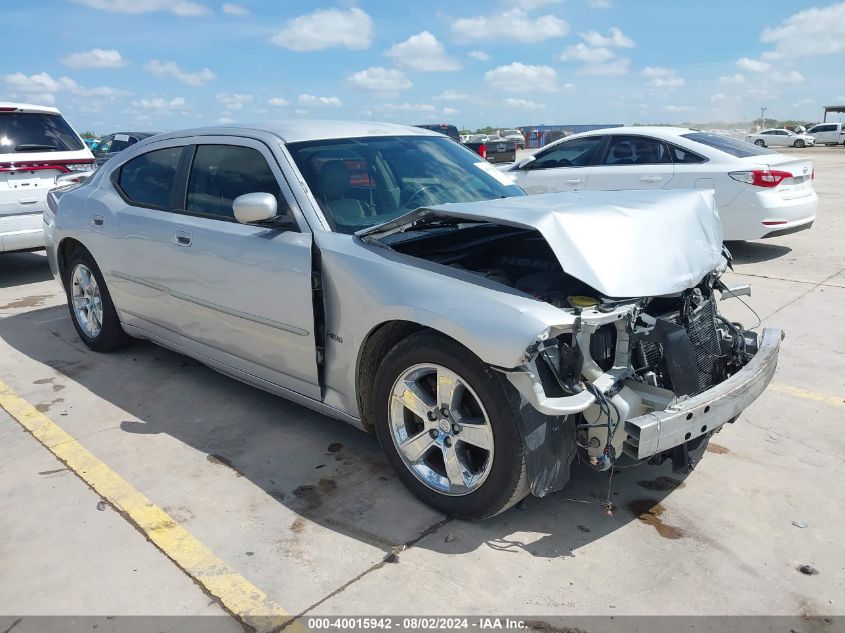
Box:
14 144 60 152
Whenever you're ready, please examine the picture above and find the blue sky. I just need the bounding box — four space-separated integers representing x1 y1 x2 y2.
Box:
2 0 844 134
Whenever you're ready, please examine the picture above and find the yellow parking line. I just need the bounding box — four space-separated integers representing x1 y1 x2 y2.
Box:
770 382 845 407
0 379 303 633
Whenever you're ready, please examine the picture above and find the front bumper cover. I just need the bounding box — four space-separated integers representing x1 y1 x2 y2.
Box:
622 327 782 459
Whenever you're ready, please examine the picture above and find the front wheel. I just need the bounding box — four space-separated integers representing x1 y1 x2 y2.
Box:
373 331 529 519
64 247 129 352
754 139 766 147
794 139 805 148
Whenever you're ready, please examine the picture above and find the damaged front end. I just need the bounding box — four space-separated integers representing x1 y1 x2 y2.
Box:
504 273 782 496
361 190 782 498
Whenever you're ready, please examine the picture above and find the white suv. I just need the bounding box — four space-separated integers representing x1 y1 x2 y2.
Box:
1 103 94 253
806 122 845 146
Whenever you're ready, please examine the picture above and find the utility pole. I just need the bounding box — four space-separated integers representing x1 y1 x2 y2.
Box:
759 107 767 129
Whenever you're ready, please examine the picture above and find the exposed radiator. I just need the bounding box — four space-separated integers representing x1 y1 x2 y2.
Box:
686 298 723 392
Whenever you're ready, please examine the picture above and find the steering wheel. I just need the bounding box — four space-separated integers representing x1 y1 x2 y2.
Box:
402 185 438 210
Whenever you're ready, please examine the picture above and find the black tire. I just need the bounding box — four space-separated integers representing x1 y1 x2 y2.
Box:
373 331 529 519
754 139 766 147
794 139 805 148
64 246 129 352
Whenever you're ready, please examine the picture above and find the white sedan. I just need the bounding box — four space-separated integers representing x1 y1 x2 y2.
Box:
746 128 816 148
503 126 817 240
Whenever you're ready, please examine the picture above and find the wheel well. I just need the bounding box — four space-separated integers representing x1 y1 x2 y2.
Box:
356 321 424 431
57 238 86 282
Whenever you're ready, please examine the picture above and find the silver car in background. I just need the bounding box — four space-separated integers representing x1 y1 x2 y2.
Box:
44 122 781 519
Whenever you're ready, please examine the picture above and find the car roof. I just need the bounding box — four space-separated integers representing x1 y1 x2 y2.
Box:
0 102 61 114
569 126 696 140
106 131 158 137
149 120 444 144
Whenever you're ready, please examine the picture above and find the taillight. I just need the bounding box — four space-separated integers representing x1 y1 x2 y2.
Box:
66 161 95 172
478 143 487 159
0 159 95 174
728 169 792 188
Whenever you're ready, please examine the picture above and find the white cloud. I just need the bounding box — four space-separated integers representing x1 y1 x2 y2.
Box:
515 0 562 9
642 66 685 89
559 28 631 75
133 96 187 110
484 63 557 93
347 67 412 93
268 97 289 107
760 3 845 59
580 27 634 48
72 0 210 16
661 105 695 113
270 7 373 51
216 92 253 110
503 98 546 110
385 31 461 72
4 72 78 94
586 0 612 8
770 69 804 83
78 86 129 98
298 94 342 107
467 50 491 61
379 103 437 113
559 43 616 63
452 9 569 43
435 90 469 101
61 48 125 68
580 57 629 75
736 57 770 73
442 106 459 116
218 116 235 124
718 73 746 84
710 93 728 104
221 3 248 15
4 71 129 109
144 60 216 86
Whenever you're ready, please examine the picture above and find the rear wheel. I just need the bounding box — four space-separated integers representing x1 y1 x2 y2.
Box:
373 331 529 519
64 247 129 352
794 139 805 148
754 139 766 147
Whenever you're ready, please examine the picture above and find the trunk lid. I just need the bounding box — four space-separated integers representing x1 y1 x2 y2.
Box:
747 154 815 200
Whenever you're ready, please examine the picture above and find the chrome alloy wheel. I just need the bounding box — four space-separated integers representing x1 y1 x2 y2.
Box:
389 363 495 496
70 263 103 338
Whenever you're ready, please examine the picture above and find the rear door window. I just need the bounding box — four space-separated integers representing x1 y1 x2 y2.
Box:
117 146 183 209
0 112 84 153
531 136 604 169
667 143 706 164
185 144 282 219
603 135 671 165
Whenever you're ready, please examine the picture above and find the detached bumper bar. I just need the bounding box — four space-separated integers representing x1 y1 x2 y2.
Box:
622 328 782 459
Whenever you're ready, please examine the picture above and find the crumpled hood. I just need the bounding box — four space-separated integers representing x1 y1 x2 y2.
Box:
362 189 724 298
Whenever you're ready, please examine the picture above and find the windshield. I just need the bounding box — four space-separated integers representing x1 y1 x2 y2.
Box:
681 132 775 158
287 135 524 234
0 112 84 153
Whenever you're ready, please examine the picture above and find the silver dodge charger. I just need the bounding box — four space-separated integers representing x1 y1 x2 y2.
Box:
44 121 782 519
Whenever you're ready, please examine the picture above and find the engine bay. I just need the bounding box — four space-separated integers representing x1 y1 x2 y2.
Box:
383 223 602 307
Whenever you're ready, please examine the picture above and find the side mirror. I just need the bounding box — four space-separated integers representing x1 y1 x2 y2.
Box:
233 192 278 224
516 155 536 170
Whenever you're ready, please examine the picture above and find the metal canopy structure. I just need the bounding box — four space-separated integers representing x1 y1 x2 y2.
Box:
823 105 845 121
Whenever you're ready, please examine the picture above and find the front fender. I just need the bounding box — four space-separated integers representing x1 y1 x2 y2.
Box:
316 232 572 419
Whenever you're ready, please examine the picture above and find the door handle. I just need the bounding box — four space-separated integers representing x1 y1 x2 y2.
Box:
565 179 583 185
174 229 192 247
91 215 104 226
640 176 663 183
